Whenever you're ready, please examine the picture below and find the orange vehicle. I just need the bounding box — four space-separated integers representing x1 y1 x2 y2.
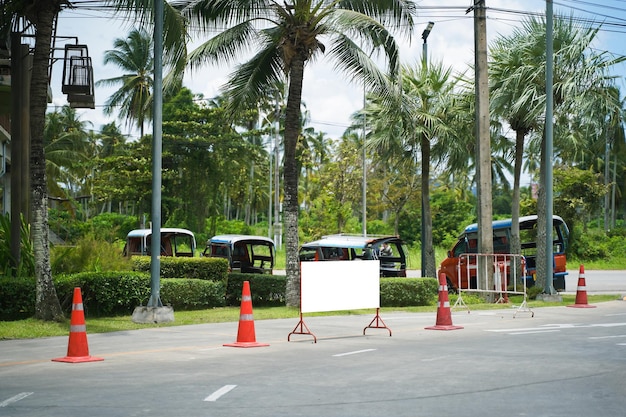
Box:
438 215 569 291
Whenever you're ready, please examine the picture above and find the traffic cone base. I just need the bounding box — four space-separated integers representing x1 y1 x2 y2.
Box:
52 355 104 363
567 304 596 309
426 274 463 331
224 281 269 348
52 287 104 363
567 265 596 309
223 341 270 348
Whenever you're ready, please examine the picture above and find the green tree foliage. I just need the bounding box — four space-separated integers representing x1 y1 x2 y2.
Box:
97 28 154 137
176 0 417 306
553 165 610 235
160 88 260 234
0 214 34 277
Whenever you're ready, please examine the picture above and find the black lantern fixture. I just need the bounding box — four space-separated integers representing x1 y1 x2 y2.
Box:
61 44 94 109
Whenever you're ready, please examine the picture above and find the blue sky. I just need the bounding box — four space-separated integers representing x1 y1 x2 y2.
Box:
51 1 626 142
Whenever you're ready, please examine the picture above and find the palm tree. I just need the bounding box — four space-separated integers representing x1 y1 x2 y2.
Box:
99 122 129 158
490 34 542 261
9 1 65 321
97 28 154 138
489 14 624 291
367 60 459 278
0 0 187 320
44 106 93 213
176 0 417 306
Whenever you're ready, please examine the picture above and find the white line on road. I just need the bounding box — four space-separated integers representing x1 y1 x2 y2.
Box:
488 322 626 334
333 349 377 357
0 392 33 407
204 385 237 402
588 335 626 340
421 356 449 362
508 330 561 335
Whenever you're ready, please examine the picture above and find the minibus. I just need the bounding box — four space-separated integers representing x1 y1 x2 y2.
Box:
438 215 569 291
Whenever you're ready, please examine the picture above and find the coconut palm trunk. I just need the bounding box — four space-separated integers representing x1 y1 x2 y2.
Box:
29 1 64 321
284 55 305 307
421 133 436 278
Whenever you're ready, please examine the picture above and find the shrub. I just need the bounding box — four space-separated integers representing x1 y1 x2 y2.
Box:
569 230 610 261
55 271 152 316
54 272 226 317
0 273 440 321
160 279 226 310
0 276 36 320
379 278 438 307
51 236 133 275
131 256 228 282
80 213 139 243
226 273 286 306
0 213 34 277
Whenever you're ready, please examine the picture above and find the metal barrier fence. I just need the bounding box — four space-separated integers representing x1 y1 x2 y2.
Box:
452 253 533 317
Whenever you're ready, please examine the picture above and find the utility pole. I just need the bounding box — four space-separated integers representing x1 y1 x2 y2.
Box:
362 85 367 237
421 22 434 278
132 0 173 323
274 92 282 249
473 0 494 299
543 0 557 297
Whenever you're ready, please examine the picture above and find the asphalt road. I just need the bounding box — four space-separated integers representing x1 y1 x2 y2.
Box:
1 290 626 416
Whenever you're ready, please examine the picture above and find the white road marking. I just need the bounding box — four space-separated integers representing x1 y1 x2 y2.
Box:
333 349 376 357
508 330 561 335
588 335 626 340
488 322 626 334
421 356 449 362
0 392 33 407
204 385 237 402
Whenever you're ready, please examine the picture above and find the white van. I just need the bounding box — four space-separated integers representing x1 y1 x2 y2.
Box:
123 228 197 257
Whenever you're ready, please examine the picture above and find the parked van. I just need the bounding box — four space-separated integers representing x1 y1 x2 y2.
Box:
299 234 408 277
203 235 275 274
438 215 569 291
123 228 197 257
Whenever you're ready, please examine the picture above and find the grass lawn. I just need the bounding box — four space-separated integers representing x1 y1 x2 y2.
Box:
1 294 620 341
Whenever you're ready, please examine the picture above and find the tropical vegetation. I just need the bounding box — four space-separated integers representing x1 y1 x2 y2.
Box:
1 3 626 321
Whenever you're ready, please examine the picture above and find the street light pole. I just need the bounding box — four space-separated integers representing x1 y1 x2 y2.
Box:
421 22 434 66
420 21 434 278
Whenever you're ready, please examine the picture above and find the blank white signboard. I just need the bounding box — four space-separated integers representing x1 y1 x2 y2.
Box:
300 260 380 313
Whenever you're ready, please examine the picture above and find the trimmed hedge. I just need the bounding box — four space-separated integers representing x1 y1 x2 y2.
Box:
0 276 36 320
227 273 287 306
0 273 438 320
225 275 439 308
0 272 226 320
131 256 228 281
380 277 439 307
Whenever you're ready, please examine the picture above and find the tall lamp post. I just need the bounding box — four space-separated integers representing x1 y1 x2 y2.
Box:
420 21 434 278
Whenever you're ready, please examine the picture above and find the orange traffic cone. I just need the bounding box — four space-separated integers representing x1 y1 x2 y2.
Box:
224 281 269 348
567 265 596 308
425 273 464 330
52 287 104 363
